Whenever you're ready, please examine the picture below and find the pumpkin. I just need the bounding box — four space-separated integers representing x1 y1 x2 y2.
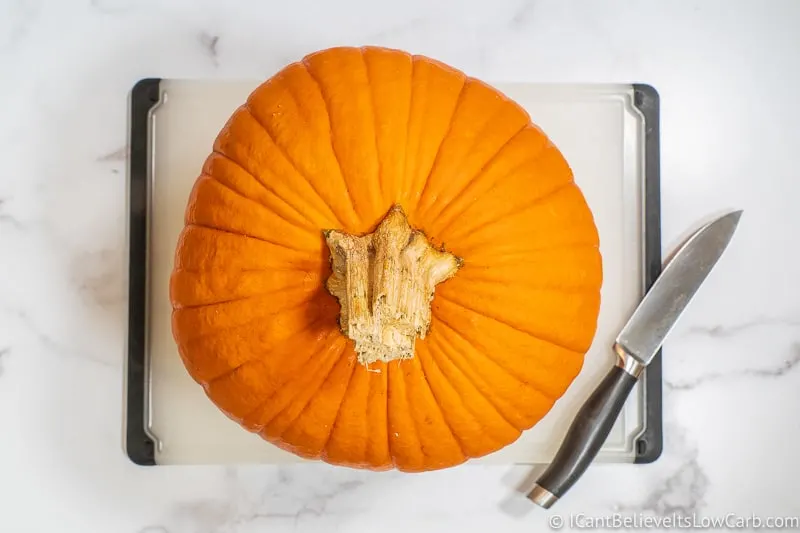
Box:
169 45 602 472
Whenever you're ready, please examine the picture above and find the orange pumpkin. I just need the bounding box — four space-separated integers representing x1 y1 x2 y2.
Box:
170 45 602 472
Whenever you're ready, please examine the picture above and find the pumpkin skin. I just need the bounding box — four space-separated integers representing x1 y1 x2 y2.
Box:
169 45 602 472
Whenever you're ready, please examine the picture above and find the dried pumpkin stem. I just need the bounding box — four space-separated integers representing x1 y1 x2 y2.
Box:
324 205 462 366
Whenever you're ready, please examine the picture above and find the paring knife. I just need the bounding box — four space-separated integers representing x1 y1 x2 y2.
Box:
527 209 743 509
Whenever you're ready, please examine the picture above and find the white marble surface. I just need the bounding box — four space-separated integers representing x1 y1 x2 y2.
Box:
2 0 800 531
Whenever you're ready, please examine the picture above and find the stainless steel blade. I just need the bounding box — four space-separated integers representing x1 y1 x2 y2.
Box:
615 210 742 365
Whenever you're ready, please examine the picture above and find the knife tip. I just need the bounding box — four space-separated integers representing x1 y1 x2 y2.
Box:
727 209 744 223
712 209 743 234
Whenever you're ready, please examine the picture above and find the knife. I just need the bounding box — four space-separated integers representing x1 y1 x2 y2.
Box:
527 209 743 509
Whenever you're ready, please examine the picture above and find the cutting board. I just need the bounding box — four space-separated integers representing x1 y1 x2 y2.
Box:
124 79 662 466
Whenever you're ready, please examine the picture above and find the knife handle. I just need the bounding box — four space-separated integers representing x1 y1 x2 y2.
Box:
527 363 638 508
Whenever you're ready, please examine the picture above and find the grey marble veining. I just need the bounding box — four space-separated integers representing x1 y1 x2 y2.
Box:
96 146 128 162
199 32 220 66
137 527 169 533
2 0 800 532
615 424 709 517
686 317 800 339
0 302 115 368
666 344 800 391
0 346 9 376
69 248 125 311
0 0 38 52
139 467 379 533
0 198 26 230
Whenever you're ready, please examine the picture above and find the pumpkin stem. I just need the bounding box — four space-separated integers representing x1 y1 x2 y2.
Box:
324 205 462 365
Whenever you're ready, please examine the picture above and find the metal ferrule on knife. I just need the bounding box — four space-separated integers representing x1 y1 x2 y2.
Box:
613 343 647 378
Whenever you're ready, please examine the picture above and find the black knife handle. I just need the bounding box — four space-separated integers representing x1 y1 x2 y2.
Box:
528 364 638 508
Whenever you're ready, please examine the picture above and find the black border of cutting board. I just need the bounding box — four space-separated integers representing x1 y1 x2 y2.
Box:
125 77 160 465
124 78 663 466
632 84 663 464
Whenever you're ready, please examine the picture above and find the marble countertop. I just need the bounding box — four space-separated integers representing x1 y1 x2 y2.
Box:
2 0 800 531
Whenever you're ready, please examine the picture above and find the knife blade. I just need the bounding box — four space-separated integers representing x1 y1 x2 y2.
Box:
527 209 743 509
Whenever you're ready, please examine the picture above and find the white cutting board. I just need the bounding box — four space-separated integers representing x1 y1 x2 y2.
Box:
145 80 647 465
